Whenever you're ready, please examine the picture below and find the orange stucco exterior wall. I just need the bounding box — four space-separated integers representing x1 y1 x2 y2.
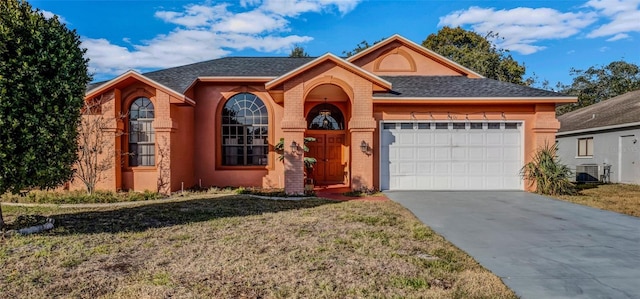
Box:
74 36 565 194
192 83 284 189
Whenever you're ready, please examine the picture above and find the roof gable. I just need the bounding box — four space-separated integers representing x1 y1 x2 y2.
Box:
265 53 392 91
85 70 195 106
347 34 483 78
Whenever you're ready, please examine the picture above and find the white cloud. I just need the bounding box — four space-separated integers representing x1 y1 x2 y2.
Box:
439 6 598 55
606 33 630 41
84 0 360 78
599 46 611 52
586 0 640 39
40 9 67 24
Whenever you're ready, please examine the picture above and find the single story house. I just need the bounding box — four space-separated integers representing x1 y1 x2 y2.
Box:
557 90 640 184
80 34 575 194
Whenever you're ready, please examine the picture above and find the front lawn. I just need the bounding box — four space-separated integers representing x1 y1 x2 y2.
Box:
0 195 516 298
557 183 640 217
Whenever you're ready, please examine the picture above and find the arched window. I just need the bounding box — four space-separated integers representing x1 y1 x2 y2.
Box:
129 97 155 166
221 93 268 166
307 103 344 130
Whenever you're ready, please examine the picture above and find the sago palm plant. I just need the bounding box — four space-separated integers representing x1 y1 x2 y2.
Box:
521 142 577 195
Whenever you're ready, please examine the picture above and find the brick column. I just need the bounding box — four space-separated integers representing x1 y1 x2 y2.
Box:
349 80 376 190
282 80 306 195
153 91 175 194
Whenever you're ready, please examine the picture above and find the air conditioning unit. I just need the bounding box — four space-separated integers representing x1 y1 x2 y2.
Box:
575 164 611 183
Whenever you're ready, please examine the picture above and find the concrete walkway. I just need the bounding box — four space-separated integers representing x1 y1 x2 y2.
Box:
385 191 640 299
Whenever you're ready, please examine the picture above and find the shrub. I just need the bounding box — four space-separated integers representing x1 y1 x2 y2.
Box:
0 190 163 204
521 143 576 195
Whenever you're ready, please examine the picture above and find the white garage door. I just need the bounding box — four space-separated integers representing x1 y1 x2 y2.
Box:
380 122 523 190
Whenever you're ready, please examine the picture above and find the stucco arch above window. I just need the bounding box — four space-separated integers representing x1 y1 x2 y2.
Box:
374 48 417 72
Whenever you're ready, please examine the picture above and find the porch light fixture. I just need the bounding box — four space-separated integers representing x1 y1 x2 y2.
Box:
360 140 369 154
290 140 298 155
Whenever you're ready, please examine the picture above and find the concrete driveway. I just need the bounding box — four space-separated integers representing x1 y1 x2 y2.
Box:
384 191 640 299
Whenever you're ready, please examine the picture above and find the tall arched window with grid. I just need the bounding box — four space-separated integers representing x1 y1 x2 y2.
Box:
128 97 155 166
221 93 268 166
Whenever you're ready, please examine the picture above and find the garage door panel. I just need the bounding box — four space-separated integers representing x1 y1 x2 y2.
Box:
398 133 415 145
503 133 520 145
381 122 522 190
434 162 450 174
398 162 415 175
434 147 450 159
417 148 433 160
434 133 450 145
451 147 467 159
452 134 468 145
469 148 484 160
486 149 503 160
486 134 502 144
415 162 432 174
469 134 484 145
468 162 484 174
416 135 432 145
398 147 415 160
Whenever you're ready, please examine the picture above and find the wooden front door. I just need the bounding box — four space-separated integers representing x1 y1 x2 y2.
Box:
307 134 345 184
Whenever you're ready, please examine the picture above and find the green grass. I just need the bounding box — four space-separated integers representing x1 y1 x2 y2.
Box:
557 183 640 217
0 194 516 298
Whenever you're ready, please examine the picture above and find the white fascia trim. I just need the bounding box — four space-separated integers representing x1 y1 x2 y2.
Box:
373 96 577 102
183 76 276 93
197 76 276 82
266 53 392 89
557 121 640 136
86 70 196 106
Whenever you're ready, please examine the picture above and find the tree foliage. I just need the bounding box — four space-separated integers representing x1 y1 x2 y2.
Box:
342 38 386 57
557 61 640 115
289 45 309 58
422 26 527 85
0 0 91 226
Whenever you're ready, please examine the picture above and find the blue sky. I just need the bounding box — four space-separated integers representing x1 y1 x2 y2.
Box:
31 0 640 87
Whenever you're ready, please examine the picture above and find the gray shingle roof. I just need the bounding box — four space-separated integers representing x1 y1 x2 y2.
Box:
558 89 640 133
143 57 314 92
88 57 568 100
378 76 564 98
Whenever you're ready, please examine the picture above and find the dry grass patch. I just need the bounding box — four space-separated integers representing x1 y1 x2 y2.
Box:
1 195 516 298
557 184 640 217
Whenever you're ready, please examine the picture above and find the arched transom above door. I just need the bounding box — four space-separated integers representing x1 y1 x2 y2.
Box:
307 103 345 130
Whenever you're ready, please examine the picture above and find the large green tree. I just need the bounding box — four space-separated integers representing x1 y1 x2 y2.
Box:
557 61 640 115
422 26 527 85
0 0 91 227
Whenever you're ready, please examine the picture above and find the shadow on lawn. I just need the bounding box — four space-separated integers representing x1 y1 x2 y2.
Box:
49 195 339 235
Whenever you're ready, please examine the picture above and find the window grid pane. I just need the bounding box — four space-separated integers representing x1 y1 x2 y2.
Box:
129 97 155 167
222 93 268 166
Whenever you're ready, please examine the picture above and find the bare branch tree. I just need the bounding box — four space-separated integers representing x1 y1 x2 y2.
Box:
156 136 171 195
74 95 124 194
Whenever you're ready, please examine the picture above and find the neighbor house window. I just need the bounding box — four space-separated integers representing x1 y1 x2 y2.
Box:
129 97 155 166
221 93 268 166
578 137 593 157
